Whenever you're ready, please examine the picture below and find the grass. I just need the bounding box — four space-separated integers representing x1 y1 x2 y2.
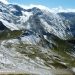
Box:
0 30 22 40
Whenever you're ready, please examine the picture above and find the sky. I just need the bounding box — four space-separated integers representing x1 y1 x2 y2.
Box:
0 0 75 8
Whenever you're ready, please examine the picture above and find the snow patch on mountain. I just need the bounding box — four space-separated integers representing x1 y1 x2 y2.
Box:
21 35 40 44
20 11 32 22
0 19 19 31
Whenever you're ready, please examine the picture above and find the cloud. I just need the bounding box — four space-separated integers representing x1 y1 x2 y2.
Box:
19 4 50 11
19 4 75 13
0 0 8 4
50 7 75 13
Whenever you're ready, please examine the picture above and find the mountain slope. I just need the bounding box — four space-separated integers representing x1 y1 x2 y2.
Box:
0 1 75 75
0 1 75 40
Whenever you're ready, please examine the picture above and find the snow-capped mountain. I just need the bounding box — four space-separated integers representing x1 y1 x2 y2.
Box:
0 1 75 40
0 1 75 75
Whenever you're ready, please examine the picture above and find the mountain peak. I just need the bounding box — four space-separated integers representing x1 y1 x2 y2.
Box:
0 2 75 39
